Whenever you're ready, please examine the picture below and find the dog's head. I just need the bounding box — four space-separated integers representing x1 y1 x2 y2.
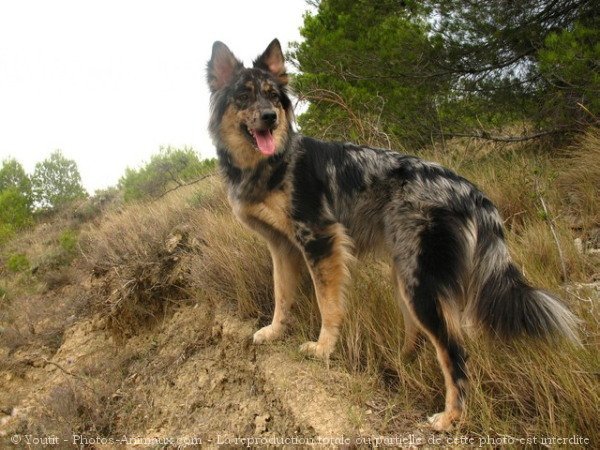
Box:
207 39 293 168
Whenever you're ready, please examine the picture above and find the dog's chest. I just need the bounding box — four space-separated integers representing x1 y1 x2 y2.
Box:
229 189 294 240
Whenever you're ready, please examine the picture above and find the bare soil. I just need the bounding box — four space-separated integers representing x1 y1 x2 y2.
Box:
0 287 421 447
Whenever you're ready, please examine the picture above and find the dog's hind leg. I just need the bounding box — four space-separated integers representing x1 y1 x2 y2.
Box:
419 308 467 432
390 211 469 431
254 239 304 344
396 266 467 431
297 223 353 361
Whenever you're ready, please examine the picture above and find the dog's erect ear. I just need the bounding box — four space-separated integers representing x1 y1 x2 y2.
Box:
253 39 288 85
207 41 243 93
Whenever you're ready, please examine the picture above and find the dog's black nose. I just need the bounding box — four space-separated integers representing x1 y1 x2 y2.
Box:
261 110 277 124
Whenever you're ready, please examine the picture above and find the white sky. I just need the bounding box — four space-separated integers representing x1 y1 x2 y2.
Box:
0 0 309 193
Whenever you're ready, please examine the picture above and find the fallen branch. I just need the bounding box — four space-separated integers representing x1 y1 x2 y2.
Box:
535 183 568 281
438 128 570 142
153 172 216 201
42 357 100 395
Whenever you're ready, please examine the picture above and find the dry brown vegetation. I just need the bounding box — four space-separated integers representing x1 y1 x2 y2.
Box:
0 131 598 446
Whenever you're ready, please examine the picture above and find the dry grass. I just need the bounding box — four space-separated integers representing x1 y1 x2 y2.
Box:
187 198 274 321
79 181 213 338
0 208 92 364
78 175 275 339
558 127 600 239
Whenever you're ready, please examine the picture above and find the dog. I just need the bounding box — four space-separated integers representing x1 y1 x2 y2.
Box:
206 39 579 431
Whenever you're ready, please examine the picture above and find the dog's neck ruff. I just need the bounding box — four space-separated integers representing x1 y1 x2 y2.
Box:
216 132 295 202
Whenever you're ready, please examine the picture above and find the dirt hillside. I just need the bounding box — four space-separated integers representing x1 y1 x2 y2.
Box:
0 267 434 448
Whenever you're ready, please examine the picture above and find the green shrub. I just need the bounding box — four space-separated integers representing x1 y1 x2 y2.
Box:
6 253 30 272
119 147 216 201
0 188 33 231
59 230 78 254
31 150 87 210
0 223 15 245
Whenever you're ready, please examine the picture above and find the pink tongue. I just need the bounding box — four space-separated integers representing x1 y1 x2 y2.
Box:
254 129 276 156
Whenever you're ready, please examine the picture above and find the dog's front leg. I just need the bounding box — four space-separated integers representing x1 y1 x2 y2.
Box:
297 223 352 362
253 239 304 344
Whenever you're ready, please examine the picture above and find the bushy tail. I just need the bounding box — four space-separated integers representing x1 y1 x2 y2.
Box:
467 211 580 344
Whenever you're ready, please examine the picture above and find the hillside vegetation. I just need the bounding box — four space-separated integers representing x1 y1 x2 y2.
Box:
0 128 598 445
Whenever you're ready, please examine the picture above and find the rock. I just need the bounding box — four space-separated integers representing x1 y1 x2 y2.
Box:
254 413 271 433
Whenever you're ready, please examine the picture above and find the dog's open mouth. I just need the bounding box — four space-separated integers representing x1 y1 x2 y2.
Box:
244 126 276 156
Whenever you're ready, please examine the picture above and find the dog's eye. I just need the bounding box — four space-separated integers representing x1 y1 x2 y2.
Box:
268 91 279 101
237 93 250 102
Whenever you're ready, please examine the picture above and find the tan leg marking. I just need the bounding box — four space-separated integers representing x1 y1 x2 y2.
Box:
394 267 466 431
254 242 304 344
425 338 465 431
393 270 422 359
300 225 354 361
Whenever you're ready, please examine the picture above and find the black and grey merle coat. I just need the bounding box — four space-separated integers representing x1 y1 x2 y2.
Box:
207 38 578 431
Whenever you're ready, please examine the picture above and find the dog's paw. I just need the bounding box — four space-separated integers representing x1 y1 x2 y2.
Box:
299 341 332 360
253 325 282 344
427 411 455 432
